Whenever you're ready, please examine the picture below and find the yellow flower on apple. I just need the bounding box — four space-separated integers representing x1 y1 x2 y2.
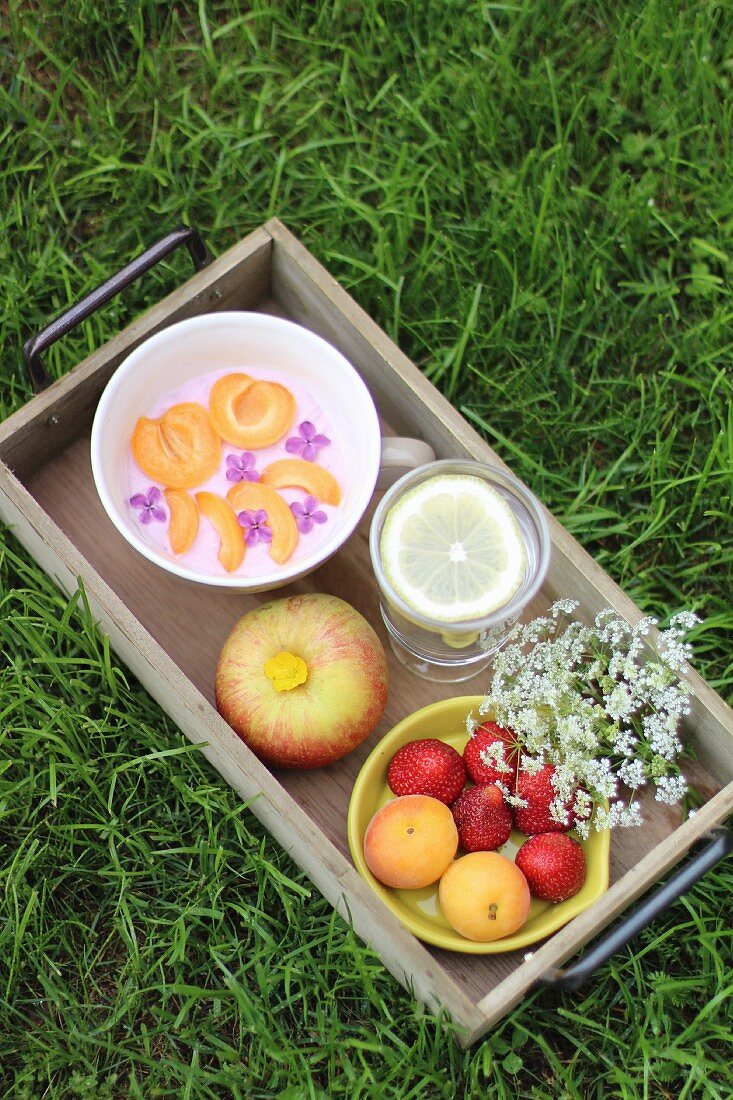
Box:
264 650 308 692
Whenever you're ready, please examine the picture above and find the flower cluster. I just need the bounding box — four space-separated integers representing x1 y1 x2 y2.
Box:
286 421 330 462
130 487 166 524
291 496 328 534
471 600 699 836
226 452 259 482
237 509 272 547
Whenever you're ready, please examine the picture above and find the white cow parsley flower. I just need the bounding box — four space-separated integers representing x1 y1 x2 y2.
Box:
471 601 698 833
479 742 514 773
654 774 688 805
617 758 647 789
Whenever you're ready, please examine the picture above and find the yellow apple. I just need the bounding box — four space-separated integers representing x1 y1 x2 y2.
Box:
215 593 389 768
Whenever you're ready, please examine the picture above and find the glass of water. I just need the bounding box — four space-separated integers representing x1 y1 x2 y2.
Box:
369 459 551 682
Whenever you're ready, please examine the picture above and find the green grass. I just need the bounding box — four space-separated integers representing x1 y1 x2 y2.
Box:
1 1 732 1095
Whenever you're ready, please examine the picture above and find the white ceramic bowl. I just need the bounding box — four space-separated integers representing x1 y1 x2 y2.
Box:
90 312 382 591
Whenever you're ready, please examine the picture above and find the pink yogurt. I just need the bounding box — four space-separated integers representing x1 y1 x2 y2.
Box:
124 367 345 577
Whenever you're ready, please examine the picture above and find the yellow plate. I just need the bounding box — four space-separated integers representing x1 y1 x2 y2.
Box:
347 696 610 954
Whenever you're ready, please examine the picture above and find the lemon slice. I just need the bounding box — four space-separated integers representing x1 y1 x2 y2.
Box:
380 474 526 623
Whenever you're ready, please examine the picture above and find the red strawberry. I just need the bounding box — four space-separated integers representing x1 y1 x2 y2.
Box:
387 739 466 804
463 721 519 791
451 784 513 852
515 833 586 902
513 763 575 835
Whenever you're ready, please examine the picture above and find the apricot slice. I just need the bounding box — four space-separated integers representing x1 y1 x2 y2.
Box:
131 403 221 490
195 492 245 573
209 373 296 449
260 459 341 506
164 489 199 555
226 482 299 565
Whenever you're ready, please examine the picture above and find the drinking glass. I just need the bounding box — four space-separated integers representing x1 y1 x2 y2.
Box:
369 459 551 682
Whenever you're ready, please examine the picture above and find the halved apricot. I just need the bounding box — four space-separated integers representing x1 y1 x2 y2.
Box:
226 482 299 565
195 492 245 572
260 459 341 506
131 402 221 489
164 488 199 555
209 373 296 449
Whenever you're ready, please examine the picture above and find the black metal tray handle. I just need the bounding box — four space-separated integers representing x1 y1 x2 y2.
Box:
539 826 732 991
22 225 213 393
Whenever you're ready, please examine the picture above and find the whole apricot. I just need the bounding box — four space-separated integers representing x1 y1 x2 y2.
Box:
438 851 531 942
363 795 458 889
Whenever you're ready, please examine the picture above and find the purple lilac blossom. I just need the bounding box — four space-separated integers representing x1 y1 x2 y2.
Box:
237 508 273 547
226 452 259 482
285 421 330 462
291 496 328 534
130 487 166 525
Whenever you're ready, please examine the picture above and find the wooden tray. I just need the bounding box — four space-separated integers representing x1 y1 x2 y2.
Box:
2 219 732 1046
